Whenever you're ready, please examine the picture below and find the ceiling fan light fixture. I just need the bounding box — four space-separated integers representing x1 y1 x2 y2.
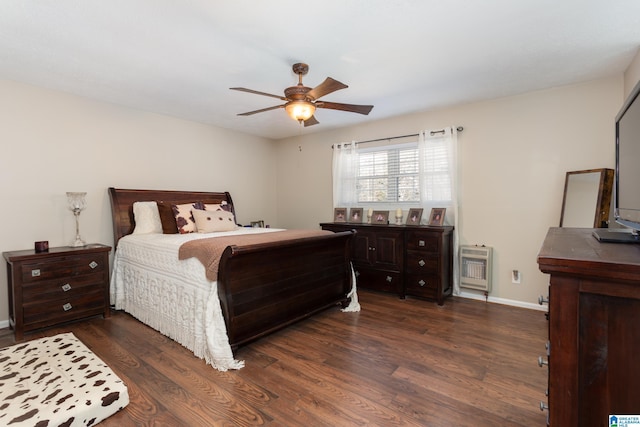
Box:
285 100 315 122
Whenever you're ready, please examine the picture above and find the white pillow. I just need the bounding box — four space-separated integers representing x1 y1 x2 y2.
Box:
132 201 163 234
192 209 238 233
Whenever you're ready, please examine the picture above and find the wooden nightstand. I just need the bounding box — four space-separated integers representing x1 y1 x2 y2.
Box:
3 244 111 341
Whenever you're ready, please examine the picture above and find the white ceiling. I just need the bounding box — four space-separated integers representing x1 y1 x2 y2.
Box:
1 1 639 140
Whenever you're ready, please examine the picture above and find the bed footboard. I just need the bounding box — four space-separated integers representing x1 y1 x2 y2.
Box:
217 230 354 348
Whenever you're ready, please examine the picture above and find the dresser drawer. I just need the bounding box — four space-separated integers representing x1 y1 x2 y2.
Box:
23 290 105 330
405 252 439 274
22 272 107 303
19 253 107 284
354 266 402 294
405 274 439 299
405 231 440 252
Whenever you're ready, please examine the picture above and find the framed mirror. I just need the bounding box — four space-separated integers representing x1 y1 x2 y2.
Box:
560 168 614 228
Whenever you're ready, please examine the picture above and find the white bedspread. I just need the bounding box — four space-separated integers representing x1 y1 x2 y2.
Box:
110 228 284 371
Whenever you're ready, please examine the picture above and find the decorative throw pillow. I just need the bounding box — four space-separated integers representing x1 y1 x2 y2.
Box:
192 209 238 233
204 201 230 212
172 202 204 234
132 201 162 234
157 201 179 234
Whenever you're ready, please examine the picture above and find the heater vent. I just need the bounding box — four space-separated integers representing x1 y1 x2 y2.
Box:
460 245 493 292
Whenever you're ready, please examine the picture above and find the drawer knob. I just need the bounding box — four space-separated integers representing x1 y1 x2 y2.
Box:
31 269 41 277
386 276 393 282
539 401 548 412
62 303 73 311
538 356 548 367
355 271 360 277
89 261 98 269
418 280 426 287
61 283 71 292
418 259 426 267
418 240 425 247
538 295 549 305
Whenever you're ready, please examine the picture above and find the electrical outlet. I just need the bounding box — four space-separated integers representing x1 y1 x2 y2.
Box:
512 270 521 284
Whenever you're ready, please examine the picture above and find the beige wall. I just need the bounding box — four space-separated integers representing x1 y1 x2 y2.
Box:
0 79 278 325
275 76 623 308
624 48 640 96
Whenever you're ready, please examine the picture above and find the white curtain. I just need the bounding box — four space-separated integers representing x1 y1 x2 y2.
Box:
332 142 359 208
419 127 461 295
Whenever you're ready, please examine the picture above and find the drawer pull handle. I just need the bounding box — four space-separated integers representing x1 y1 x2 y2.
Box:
419 280 426 286
61 283 71 292
538 356 548 367
386 276 393 282
418 240 425 247
31 269 41 277
355 271 360 277
62 303 72 311
538 295 549 305
89 261 98 269
418 259 426 267
539 401 548 412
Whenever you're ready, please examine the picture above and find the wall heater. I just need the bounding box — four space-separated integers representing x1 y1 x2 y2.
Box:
459 245 493 292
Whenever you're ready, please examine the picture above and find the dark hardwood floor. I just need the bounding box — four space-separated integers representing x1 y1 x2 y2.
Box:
0 291 548 426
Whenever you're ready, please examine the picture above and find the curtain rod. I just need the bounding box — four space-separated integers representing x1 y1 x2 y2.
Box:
352 126 463 145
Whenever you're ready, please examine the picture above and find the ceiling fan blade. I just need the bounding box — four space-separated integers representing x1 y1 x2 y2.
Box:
306 77 348 100
237 105 285 116
303 115 319 127
230 87 287 101
317 101 374 115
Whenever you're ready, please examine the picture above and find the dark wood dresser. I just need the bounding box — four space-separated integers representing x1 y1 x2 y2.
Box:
321 223 453 304
537 227 640 426
4 244 111 340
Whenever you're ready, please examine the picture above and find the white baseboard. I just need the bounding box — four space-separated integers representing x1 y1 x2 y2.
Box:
457 290 547 312
0 320 9 329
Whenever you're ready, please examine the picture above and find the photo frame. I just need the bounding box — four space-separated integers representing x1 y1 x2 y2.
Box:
334 207 347 222
406 208 423 225
349 207 363 223
250 220 265 228
371 210 389 225
428 208 446 226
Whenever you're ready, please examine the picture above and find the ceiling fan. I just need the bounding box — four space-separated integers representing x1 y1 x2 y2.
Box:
230 63 373 127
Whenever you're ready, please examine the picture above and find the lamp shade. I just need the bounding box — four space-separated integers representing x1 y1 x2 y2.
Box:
285 101 315 122
66 192 87 211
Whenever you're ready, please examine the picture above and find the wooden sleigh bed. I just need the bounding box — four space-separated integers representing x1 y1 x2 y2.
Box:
108 188 355 369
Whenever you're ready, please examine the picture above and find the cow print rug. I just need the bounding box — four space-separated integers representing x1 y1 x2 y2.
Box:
0 332 129 426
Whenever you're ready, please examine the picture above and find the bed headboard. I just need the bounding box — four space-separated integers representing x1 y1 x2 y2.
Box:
108 187 235 247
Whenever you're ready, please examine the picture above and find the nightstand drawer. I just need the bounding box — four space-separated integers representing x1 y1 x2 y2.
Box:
22 272 107 303
405 252 439 274
405 231 440 252
23 290 105 330
19 253 107 283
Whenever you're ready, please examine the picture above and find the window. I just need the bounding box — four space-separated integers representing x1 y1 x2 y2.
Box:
333 128 456 210
357 143 420 203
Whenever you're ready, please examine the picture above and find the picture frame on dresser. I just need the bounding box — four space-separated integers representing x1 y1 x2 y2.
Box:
372 210 389 224
406 208 423 225
348 208 363 223
333 208 347 222
428 208 446 226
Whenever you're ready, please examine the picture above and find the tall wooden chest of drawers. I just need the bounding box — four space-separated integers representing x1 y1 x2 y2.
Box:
321 223 453 305
537 228 640 425
4 244 111 340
